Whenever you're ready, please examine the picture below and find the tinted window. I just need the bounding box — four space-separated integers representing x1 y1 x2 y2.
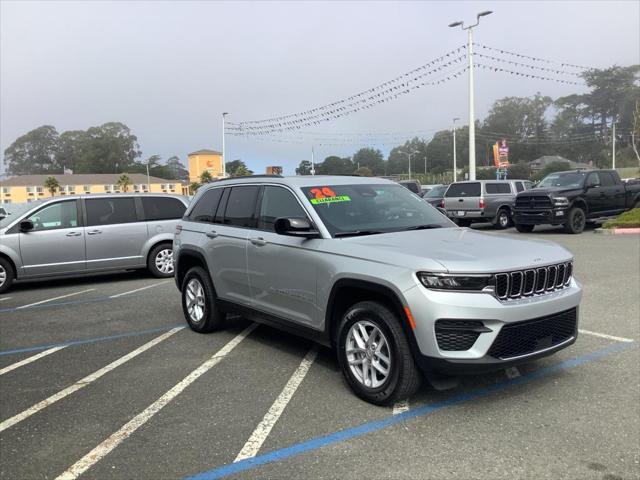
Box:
223 186 259 228
86 198 137 226
28 201 78 231
142 197 186 221
587 173 601 187
400 181 420 194
485 183 511 194
515 182 524 192
189 188 223 223
258 186 307 231
600 172 615 187
444 182 481 197
424 185 448 198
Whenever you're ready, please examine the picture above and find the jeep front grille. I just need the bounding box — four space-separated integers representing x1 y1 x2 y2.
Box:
494 262 572 300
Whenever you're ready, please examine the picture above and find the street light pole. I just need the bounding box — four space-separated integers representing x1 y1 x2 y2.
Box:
453 117 459 182
311 145 316 175
612 120 616 170
222 112 228 178
401 150 419 180
449 10 492 181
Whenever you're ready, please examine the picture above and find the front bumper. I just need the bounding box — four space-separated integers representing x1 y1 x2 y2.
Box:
514 208 568 225
403 278 582 373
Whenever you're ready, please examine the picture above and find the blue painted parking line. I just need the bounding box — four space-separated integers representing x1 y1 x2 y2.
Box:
0 293 145 315
0 324 184 356
184 341 635 480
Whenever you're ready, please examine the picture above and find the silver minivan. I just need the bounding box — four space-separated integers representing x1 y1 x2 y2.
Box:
0 194 189 293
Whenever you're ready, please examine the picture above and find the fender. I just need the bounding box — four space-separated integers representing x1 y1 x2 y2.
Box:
0 239 22 278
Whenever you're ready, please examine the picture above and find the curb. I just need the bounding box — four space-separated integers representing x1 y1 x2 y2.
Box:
595 227 640 235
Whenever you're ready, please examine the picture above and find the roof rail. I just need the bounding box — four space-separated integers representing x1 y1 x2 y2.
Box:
219 174 284 180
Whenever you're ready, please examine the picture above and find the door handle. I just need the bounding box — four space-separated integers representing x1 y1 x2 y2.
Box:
205 230 219 239
87 229 102 235
458 199 464 202
250 237 267 246
66 232 81 237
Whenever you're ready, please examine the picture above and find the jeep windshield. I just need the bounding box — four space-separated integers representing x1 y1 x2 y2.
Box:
537 172 586 188
301 183 453 237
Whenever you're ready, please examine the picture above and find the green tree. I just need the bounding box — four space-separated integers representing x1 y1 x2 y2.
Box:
354 166 373 177
55 130 87 173
189 182 201 194
352 148 385 175
534 161 572 181
232 164 251 177
116 174 132 192
4 125 59 175
75 122 141 173
165 156 189 180
295 160 313 175
315 156 354 175
43 176 60 196
225 160 253 177
388 138 429 175
507 162 531 179
200 170 213 183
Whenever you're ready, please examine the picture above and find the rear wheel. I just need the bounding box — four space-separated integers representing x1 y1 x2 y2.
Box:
563 207 586 234
0 257 15 294
181 266 227 333
515 223 535 233
148 243 174 278
337 301 421 405
494 208 512 229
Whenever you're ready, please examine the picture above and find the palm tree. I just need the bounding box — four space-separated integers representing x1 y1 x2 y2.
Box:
43 176 60 196
189 182 201 194
200 170 213 183
116 173 132 192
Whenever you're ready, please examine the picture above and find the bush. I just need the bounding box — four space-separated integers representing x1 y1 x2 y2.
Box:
602 208 640 229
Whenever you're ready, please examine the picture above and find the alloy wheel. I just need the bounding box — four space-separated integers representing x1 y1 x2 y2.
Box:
185 278 205 323
499 212 509 228
155 249 174 274
573 211 585 231
0 265 5 287
345 320 392 388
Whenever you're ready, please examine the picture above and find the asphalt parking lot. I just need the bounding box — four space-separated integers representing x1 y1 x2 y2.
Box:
1 226 638 480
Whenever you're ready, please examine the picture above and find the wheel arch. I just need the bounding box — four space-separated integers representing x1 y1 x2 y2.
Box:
175 248 209 291
0 251 17 279
569 198 588 214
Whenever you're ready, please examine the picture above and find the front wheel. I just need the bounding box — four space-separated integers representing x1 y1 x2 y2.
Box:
337 301 421 405
515 223 535 233
563 207 586 234
148 243 174 278
0 257 15 294
494 209 512 229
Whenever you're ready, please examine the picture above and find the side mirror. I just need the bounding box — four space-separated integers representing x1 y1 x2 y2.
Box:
20 219 34 232
274 217 320 238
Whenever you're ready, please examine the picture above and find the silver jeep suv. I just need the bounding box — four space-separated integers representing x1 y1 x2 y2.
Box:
0 194 189 293
174 176 581 405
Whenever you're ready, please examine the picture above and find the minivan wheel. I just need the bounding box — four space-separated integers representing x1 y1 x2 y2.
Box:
337 301 421 405
181 266 227 333
563 207 586 234
0 257 14 294
148 243 174 278
494 209 511 229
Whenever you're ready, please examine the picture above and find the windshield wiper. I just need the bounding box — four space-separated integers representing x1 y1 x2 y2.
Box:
334 230 385 238
402 224 444 231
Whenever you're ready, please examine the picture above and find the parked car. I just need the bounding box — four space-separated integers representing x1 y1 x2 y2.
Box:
443 179 533 229
174 175 581 405
513 169 640 234
0 207 6 220
0 194 189 293
398 179 423 196
422 184 448 207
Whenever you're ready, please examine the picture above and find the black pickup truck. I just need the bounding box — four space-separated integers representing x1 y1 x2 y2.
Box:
513 169 640 234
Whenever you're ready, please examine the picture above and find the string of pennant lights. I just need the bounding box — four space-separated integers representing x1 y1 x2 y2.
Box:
474 53 582 77
473 43 594 71
475 63 585 86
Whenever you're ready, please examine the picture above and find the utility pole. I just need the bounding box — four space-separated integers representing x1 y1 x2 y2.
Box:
449 11 492 181
146 161 150 192
453 117 459 182
311 145 316 176
612 120 616 170
222 112 228 178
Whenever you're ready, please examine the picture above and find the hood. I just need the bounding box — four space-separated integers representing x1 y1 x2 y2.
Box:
337 227 572 273
521 187 582 197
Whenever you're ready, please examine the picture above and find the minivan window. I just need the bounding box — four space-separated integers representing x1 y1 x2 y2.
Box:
27 201 78 231
258 186 307 231
189 188 224 223
485 183 511 194
223 186 259 228
142 197 186 221
444 182 481 197
86 198 137 226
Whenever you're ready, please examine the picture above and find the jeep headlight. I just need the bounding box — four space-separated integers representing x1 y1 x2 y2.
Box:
553 197 569 207
417 273 493 291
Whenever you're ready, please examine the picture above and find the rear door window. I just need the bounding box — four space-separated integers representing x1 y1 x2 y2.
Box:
86 198 137 226
600 172 616 186
444 182 481 197
223 186 260 228
485 183 511 194
142 197 186 221
188 188 223 223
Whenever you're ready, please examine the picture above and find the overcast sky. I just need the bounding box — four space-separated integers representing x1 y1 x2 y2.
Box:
1 0 639 175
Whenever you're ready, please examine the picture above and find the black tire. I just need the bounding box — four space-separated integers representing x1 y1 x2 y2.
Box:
494 208 512 229
563 207 586 234
148 243 174 278
0 257 15 294
515 223 535 233
337 301 421 405
181 266 227 333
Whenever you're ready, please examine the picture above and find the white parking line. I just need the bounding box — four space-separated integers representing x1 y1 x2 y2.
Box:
579 329 635 343
505 367 521 379
392 399 410 415
55 323 258 480
0 297 11 302
109 281 168 298
0 346 67 376
0 327 183 433
16 289 95 309
235 346 318 462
